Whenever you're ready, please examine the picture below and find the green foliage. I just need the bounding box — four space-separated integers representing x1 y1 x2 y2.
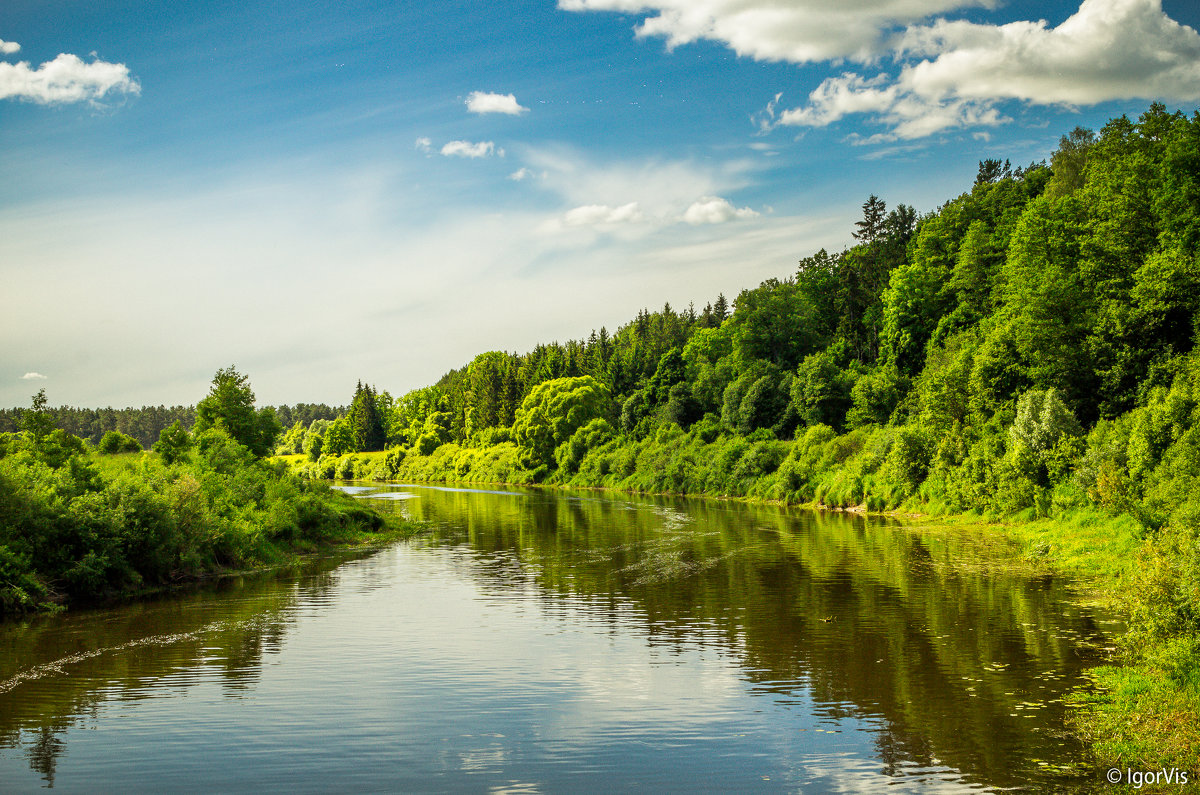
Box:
153 420 193 465
663 382 703 428
303 419 331 461
846 366 906 428
1044 126 1095 200
193 367 281 457
0 425 392 615
791 346 857 431
98 430 142 454
323 417 354 457
554 418 615 475
646 347 686 406
1010 389 1082 456
730 278 823 369
346 381 386 452
513 376 614 468
736 372 791 436
275 421 307 455
21 389 56 443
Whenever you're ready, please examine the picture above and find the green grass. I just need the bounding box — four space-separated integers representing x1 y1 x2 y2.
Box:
1071 664 1200 774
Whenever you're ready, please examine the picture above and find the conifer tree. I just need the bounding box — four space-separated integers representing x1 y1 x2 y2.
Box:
347 381 386 452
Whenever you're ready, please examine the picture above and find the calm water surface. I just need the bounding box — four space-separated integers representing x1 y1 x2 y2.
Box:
0 483 1120 792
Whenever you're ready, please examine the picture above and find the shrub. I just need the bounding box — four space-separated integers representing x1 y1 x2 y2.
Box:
98 431 142 454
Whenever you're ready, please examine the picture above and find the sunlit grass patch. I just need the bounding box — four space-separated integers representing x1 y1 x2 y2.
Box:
1071 663 1200 772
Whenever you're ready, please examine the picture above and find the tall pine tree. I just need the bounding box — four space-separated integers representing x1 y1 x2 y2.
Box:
347 381 386 452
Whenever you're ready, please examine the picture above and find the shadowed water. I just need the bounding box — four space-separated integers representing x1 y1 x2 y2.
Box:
0 483 1119 792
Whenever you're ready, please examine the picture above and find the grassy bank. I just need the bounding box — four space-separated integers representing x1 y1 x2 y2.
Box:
0 430 417 616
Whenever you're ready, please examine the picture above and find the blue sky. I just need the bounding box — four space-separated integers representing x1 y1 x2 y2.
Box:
3 0 1199 407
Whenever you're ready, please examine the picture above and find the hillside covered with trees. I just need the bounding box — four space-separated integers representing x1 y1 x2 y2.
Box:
285 104 1200 767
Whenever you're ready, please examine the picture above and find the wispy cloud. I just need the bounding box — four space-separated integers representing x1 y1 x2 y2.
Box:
21 372 48 380
0 44 140 105
441 140 503 158
509 167 539 181
466 91 529 115
523 147 760 232
563 202 644 227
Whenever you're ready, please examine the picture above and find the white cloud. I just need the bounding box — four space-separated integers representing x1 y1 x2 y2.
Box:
0 50 140 105
776 0 1200 139
0 40 20 56
415 136 433 153
524 146 742 211
520 147 761 234
571 0 1200 141
509 167 540 181
441 140 503 158
21 372 47 380
559 0 996 62
682 196 758 225
466 91 529 115
563 202 643 226
896 0 1200 105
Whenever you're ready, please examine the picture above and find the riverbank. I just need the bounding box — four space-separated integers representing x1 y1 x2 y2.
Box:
0 432 417 617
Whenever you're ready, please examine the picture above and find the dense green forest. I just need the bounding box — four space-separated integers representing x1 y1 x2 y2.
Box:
0 372 400 615
281 104 1199 767
0 402 343 450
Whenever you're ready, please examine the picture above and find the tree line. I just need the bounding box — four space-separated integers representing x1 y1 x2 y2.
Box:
0 401 344 450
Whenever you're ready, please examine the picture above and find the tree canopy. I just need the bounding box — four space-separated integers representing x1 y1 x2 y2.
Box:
192 367 281 457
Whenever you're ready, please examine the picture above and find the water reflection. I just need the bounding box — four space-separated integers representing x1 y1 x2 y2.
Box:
379 483 1112 790
0 484 1115 792
0 555 361 787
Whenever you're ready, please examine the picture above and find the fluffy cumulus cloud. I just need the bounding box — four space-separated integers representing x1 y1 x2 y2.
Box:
440 140 503 158
775 0 1200 139
0 44 140 105
21 372 47 380
466 91 529 115
683 196 758 225
567 0 1200 140
557 0 991 62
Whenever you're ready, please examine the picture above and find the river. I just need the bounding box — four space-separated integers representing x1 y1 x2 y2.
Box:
0 482 1119 792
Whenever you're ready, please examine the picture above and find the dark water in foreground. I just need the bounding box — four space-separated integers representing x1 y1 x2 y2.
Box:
0 483 1121 792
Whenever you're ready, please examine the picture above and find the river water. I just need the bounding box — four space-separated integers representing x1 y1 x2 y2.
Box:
0 482 1119 792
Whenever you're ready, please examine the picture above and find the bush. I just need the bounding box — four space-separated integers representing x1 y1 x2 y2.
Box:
98 431 142 454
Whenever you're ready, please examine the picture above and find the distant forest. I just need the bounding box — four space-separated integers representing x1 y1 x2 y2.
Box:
0 403 343 450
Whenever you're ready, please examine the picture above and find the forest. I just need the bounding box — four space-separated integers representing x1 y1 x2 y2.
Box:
276 104 1200 767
